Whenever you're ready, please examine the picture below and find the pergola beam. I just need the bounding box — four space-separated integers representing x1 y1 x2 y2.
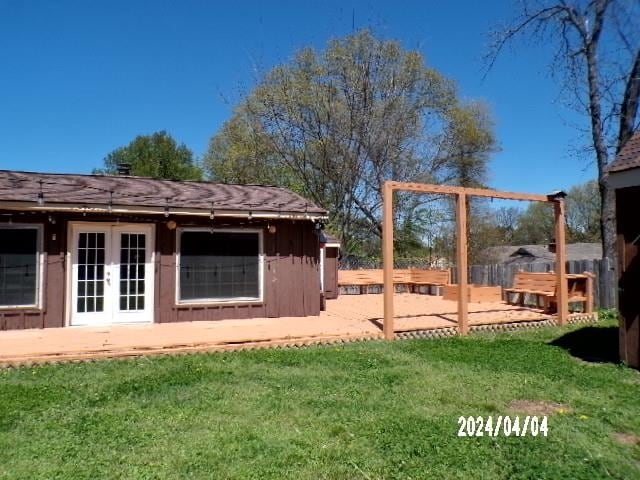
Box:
385 181 550 203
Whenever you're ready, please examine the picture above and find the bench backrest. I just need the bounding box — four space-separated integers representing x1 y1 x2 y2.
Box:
409 269 451 285
338 269 382 285
338 268 451 286
512 271 556 293
393 269 413 283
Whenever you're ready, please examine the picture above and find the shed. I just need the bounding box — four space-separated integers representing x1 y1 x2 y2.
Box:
320 233 341 302
607 131 640 368
0 170 328 330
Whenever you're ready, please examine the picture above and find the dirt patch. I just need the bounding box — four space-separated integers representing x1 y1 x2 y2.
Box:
612 432 640 446
508 400 572 416
622 377 640 386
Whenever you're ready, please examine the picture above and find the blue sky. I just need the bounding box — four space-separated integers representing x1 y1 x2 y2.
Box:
0 0 597 194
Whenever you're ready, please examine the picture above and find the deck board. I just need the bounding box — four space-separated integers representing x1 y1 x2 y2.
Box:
0 294 559 364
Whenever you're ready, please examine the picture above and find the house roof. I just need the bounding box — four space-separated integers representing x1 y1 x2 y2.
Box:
486 243 603 264
608 131 640 173
0 170 327 219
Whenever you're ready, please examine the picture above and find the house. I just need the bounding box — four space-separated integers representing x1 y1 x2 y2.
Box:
485 243 602 265
607 131 640 368
0 170 329 331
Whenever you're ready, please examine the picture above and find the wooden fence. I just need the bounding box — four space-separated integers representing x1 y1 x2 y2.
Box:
340 257 617 309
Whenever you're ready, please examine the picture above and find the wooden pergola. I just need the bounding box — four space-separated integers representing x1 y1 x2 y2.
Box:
382 181 568 340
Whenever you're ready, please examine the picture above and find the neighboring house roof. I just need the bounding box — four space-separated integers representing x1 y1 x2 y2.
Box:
608 131 640 173
486 243 603 264
0 170 327 218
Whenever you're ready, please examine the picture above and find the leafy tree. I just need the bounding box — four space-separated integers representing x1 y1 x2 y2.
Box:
508 180 601 245
95 131 203 180
205 30 497 256
512 202 555 245
487 0 640 261
205 112 293 187
566 180 601 242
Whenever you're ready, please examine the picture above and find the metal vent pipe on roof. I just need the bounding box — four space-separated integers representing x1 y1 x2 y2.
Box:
116 163 132 175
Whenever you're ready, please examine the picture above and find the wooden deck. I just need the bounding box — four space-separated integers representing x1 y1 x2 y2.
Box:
0 294 567 365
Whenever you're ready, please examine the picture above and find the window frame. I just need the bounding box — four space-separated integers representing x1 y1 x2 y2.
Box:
0 224 44 309
175 227 264 305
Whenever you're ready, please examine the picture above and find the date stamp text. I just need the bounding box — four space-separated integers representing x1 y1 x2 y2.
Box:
457 415 548 437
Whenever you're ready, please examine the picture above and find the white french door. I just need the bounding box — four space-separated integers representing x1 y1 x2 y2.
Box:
69 223 154 326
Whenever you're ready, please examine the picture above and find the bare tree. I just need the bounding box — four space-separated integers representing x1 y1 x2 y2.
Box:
487 0 640 261
494 206 522 244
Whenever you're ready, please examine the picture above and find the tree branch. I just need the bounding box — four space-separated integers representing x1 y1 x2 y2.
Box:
617 48 640 151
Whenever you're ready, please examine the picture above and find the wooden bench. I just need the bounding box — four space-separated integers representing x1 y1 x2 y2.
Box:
567 273 595 314
504 271 593 313
504 272 557 311
392 269 414 293
410 269 451 294
337 270 383 294
338 268 451 295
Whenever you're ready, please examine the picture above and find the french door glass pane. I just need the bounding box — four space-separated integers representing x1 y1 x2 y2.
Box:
119 233 146 311
76 232 105 313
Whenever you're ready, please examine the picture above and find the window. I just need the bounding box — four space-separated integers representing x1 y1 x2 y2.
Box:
0 226 41 307
178 230 262 303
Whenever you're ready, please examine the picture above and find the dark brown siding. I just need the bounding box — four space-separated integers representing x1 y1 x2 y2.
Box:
264 225 279 317
323 247 339 300
1 212 321 330
156 217 321 323
616 186 640 368
43 219 66 328
301 224 321 315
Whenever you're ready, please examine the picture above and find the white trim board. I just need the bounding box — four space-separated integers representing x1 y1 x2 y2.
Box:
608 168 640 189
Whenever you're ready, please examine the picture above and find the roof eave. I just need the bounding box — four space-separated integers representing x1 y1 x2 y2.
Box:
0 201 329 222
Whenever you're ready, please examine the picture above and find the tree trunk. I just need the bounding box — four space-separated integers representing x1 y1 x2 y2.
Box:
599 181 617 261
583 14 616 263
617 50 640 152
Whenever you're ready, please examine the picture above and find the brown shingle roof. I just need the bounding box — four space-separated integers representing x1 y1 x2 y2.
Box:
0 170 327 217
485 243 603 264
608 131 640 173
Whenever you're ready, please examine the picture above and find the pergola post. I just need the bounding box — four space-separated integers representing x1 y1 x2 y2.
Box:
455 193 469 335
382 182 395 339
554 198 569 325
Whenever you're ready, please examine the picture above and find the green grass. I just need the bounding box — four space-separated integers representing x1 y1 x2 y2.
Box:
1 319 639 479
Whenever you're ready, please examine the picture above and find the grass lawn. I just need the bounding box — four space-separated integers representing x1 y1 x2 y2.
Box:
1 318 639 479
